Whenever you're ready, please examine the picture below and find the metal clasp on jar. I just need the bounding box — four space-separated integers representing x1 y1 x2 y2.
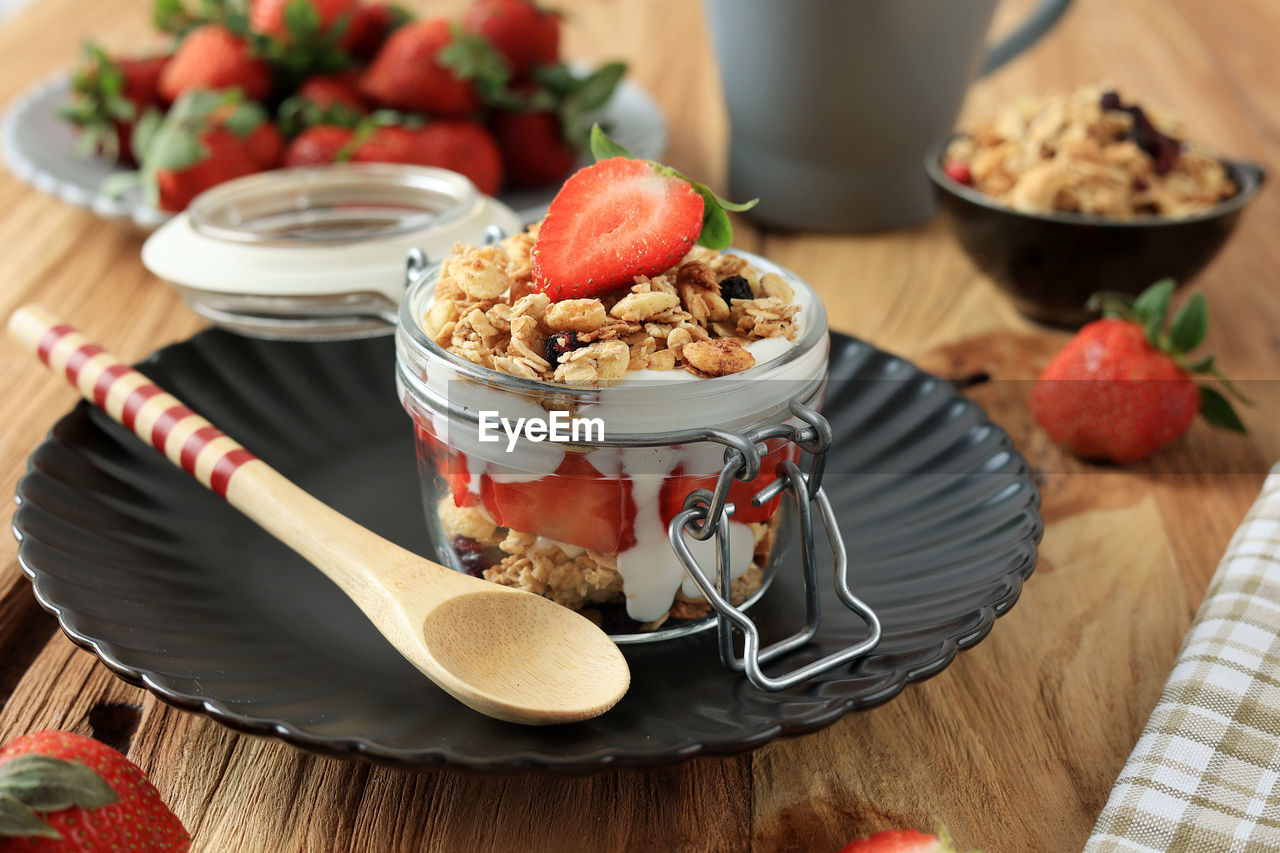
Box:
668 399 881 691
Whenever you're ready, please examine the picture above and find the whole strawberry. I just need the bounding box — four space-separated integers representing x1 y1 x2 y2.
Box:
283 124 356 167
0 730 189 851
158 25 271 103
485 62 625 189
339 3 410 61
461 0 559 77
359 18 505 115
532 126 755 300
62 44 169 166
249 0 358 42
839 826 970 853
491 110 574 188
401 121 503 196
1029 280 1247 464
123 90 274 211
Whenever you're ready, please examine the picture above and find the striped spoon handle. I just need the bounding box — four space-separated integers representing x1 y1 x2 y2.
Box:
9 305 257 498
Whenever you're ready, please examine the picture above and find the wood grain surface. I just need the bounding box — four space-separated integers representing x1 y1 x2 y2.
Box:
0 0 1276 850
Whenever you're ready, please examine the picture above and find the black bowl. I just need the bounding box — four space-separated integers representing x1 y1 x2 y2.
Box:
925 138 1266 327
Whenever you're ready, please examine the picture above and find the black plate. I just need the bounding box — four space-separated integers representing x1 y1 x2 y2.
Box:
13 330 1041 772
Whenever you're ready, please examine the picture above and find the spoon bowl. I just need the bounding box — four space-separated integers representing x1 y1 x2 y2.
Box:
420 589 631 723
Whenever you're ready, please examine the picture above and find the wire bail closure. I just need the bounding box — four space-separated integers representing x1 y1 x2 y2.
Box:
668 399 881 690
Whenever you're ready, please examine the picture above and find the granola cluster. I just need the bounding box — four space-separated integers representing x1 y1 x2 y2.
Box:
420 225 801 385
438 496 777 630
944 84 1236 218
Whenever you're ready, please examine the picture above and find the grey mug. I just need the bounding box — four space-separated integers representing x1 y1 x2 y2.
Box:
703 0 1073 231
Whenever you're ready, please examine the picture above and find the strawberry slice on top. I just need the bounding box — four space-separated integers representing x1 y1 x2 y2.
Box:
533 157 703 299
532 126 756 301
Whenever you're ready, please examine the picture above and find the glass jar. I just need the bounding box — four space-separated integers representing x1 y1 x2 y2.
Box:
395 248 831 643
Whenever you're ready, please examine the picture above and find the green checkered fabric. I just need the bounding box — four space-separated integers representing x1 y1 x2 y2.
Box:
1087 468 1280 852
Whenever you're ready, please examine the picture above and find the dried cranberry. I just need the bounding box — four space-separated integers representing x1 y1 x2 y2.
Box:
719 275 752 302
1103 94 1183 175
451 536 488 577
544 330 580 363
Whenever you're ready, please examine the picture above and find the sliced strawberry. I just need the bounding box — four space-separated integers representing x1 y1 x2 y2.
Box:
657 442 795 528
532 157 704 300
480 452 637 555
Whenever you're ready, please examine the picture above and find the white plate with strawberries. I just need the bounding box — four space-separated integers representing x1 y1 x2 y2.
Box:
0 0 667 229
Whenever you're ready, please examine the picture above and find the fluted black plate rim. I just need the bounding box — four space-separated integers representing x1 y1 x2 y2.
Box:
12 330 1041 772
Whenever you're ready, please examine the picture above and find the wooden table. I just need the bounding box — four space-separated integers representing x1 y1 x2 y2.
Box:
0 0 1276 849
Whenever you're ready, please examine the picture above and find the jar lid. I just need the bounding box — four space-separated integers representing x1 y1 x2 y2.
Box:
141 164 524 340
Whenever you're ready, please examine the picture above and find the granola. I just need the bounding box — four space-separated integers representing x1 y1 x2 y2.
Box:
944 84 1237 218
438 496 778 629
422 230 801 386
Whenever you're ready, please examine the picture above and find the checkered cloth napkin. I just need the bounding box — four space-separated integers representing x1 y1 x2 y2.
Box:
1086 466 1280 852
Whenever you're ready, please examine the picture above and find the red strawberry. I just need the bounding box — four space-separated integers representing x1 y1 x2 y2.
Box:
491 110 575 188
839 827 965 853
348 124 418 163
462 0 559 76
126 90 273 211
63 46 169 166
249 0 358 41
158 25 271 103
532 156 704 299
297 71 367 112
404 121 503 196
245 122 285 168
0 730 189 852
1029 280 1247 464
359 18 494 116
339 3 409 61
283 124 356 166
154 126 261 210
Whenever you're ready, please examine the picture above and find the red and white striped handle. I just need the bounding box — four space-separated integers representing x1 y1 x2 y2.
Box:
9 305 258 499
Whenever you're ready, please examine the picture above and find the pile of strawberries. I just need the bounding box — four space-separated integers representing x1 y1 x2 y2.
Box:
63 0 625 211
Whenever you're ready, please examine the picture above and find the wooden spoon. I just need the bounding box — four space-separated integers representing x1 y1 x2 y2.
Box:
8 304 629 725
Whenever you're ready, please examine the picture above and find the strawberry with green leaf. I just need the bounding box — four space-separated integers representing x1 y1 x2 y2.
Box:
461 0 559 77
249 0 357 43
158 24 271 103
489 62 626 188
359 19 503 116
121 89 278 211
0 730 189 852
1029 279 1248 464
531 125 755 300
62 43 169 166
338 3 411 61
